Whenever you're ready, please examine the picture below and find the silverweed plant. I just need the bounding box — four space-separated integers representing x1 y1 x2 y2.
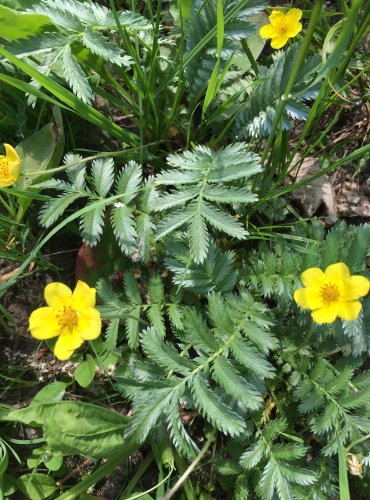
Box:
0 1 370 499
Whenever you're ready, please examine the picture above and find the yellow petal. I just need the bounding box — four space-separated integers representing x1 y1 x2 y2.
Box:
54 333 84 361
270 35 289 49
260 24 276 39
78 308 101 340
7 160 20 182
342 276 370 301
311 303 339 324
325 262 350 282
286 22 302 38
337 300 362 321
269 10 285 25
29 307 60 339
0 176 16 188
45 282 72 307
286 8 303 23
72 280 96 310
294 287 323 310
4 144 21 165
301 267 325 287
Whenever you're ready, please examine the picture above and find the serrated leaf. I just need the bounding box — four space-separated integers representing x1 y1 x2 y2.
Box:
141 328 194 375
39 191 82 227
31 0 84 31
202 202 247 239
62 44 93 103
115 161 142 204
91 157 115 197
111 205 137 255
105 318 119 351
124 386 175 444
166 394 199 459
124 271 141 304
230 338 275 379
80 204 105 246
125 306 141 349
203 185 258 203
147 305 166 338
82 29 132 67
190 374 246 437
136 213 155 262
188 206 209 264
183 308 219 353
8 32 68 57
240 440 266 470
212 356 262 410
156 208 193 240
155 189 198 211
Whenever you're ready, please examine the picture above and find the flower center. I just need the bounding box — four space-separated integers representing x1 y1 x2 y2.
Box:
57 306 78 333
321 283 340 304
277 20 287 34
0 158 10 179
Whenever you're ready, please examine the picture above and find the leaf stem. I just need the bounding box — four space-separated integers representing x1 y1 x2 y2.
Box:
163 430 216 499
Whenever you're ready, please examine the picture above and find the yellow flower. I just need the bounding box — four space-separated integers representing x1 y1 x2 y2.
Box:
0 143 21 187
260 8 303 49
29 281 101 360
294 263 370 324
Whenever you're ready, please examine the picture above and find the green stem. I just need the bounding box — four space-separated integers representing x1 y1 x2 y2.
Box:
346 433 370 452
163 430 216 499
241 39 258 76
27 142 161 177
260 0 323 167
120 452 154 498
58 444 138 500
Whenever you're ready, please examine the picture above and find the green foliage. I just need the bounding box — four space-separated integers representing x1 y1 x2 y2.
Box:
36 156 155 261
1 0 370 497
8 399 129 459
115 288 277 454
185 0 266 104
7 0 149 102
154 143 261 263
234 43 321 137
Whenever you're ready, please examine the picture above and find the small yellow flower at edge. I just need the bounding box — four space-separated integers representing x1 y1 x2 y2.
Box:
260 8 303 49
0 143 21 187
294 263 370 324
29 281 101 361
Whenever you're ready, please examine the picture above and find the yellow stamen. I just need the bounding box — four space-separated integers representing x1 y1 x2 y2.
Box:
57 306 78 333
321 283 340 303
0 158 10 178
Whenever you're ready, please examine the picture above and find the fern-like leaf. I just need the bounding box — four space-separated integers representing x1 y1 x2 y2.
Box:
91 157 115 197
190 374 246 437
82 29 132 67
80 204 105 246
62 44 93 103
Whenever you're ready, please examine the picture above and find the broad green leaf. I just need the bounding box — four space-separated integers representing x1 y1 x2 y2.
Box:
15 106 64 190
0 5 53 40
32 381 68 404
74 355 96 388
8 401 129 459
16 473 57 500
